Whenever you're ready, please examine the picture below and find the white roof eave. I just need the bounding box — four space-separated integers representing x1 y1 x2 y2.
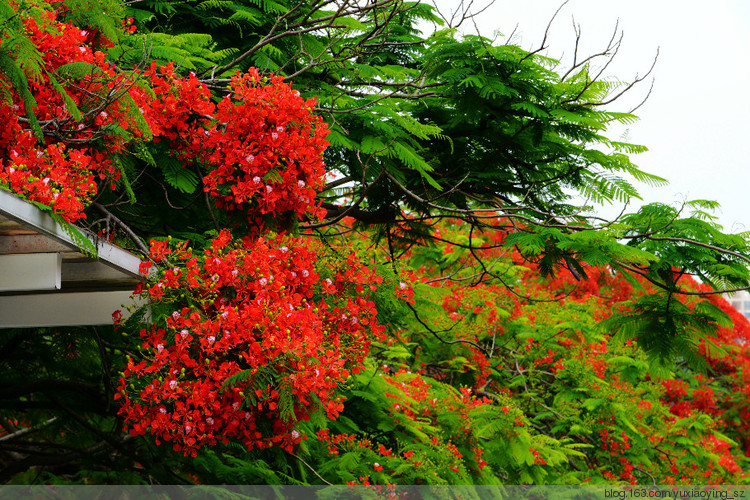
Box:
0 188 143 279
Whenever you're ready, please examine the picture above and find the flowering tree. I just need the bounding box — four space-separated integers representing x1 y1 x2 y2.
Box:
1 0 749 485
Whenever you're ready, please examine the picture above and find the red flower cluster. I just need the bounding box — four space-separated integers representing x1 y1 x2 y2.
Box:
135 62 214 144
2 4 327 228
136 64 329 229
703 434 743 476
204 70 328 225
0 133 98 222
0 7 140 221
116 231 385 455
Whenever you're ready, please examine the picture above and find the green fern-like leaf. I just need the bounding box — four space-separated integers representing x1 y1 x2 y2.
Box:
600 292 730 372
0 52 43 141
220 363 280 408
44 70 84 121
113 154 137 204
278 379 296 423
158 154 200 194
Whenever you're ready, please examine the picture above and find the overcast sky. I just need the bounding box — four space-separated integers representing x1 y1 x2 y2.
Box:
431 0 750 232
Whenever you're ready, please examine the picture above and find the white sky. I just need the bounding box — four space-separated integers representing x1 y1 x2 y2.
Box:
431 0 750 233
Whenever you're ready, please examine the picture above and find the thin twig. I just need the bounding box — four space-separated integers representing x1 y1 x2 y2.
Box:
0 418 58 443
92 203 150 257
287 451 333 485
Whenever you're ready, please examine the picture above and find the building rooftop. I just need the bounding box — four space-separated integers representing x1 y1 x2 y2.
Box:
0 189 145 328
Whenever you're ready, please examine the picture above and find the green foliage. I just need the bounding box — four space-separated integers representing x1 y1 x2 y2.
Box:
157 151 201 194
600 292 732 372
194 450 292 484
59 0 125 44
620 203 750 291
0 52 43 140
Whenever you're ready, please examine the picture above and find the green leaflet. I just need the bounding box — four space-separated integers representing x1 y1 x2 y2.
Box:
0 52 43 141
388 141 442 190
158 154 200 194
599 291 732 372
44 70 83 122
113 154 137 204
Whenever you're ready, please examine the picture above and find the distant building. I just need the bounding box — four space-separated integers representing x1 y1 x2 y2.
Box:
724 290 750 346
725 290 750 321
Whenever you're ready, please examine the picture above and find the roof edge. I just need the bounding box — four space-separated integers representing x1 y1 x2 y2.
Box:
0 189 143 279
